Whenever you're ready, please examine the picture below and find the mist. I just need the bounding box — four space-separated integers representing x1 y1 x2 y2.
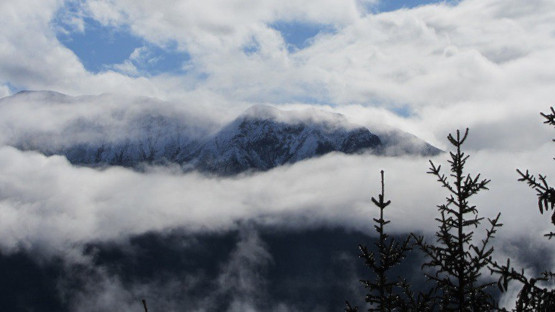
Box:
0 91 552 311
1 0 555 310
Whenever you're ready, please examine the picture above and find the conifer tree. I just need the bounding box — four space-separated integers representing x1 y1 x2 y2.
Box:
412 129 502 311
489 108 555 311
518 107 555 240
346 171 413 312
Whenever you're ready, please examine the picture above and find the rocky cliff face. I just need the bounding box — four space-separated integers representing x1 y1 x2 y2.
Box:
189 106 383 174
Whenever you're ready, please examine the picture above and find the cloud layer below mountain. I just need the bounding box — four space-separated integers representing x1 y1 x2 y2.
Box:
0 135 551 257
0 1 554 310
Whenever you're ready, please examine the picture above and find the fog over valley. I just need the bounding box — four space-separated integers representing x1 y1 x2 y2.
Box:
0 0 554 310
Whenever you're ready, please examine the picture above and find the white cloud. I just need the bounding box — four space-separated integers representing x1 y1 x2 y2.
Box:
0 91 552 259
111 60 140 77
0 84 11 98
0 133 551 258
54 1 86 34
0 2 554 300
108 46 156 77
0 1 198 99
2 0 554 123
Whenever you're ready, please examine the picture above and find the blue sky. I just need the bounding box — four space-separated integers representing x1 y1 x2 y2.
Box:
270 21 336 52
55 14 190 76
52 0 455 77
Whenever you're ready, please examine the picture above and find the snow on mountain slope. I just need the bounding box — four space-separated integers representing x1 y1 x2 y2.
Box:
190 105 383 174
0 91 441 175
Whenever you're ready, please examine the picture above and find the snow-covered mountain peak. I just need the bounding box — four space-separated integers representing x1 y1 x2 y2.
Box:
0 91 441 175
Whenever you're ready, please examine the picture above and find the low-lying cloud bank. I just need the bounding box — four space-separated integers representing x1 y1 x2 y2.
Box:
1 0 555 309
0 137 551 258
0 91 552 311
1 137 551 311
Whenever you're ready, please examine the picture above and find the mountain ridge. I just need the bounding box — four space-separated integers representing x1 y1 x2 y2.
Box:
1 91 441 175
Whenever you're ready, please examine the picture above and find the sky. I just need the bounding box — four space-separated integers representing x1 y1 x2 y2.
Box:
0 0 554 310
1 0 553 146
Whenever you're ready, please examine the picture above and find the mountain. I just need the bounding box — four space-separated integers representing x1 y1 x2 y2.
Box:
1 91 441 175
189 105 384 174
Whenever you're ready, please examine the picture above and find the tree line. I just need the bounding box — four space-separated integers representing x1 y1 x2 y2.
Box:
346 108 555 311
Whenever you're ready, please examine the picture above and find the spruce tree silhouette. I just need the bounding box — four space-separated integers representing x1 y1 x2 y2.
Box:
346 116 555 311
346 171 427 312
518 107 555 240
412 129 502 311
489 108 555 311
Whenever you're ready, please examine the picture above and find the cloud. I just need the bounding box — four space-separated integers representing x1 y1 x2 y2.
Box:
1 137 550 311
111 60 140 77
214 227 273 311
1 1 555 309
0 1 180 98
2 0 555 121
0 133 551 257
62 225 302 312
0 0 81 88
0 92 552 260
110 46 168 77
0 84 11 98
